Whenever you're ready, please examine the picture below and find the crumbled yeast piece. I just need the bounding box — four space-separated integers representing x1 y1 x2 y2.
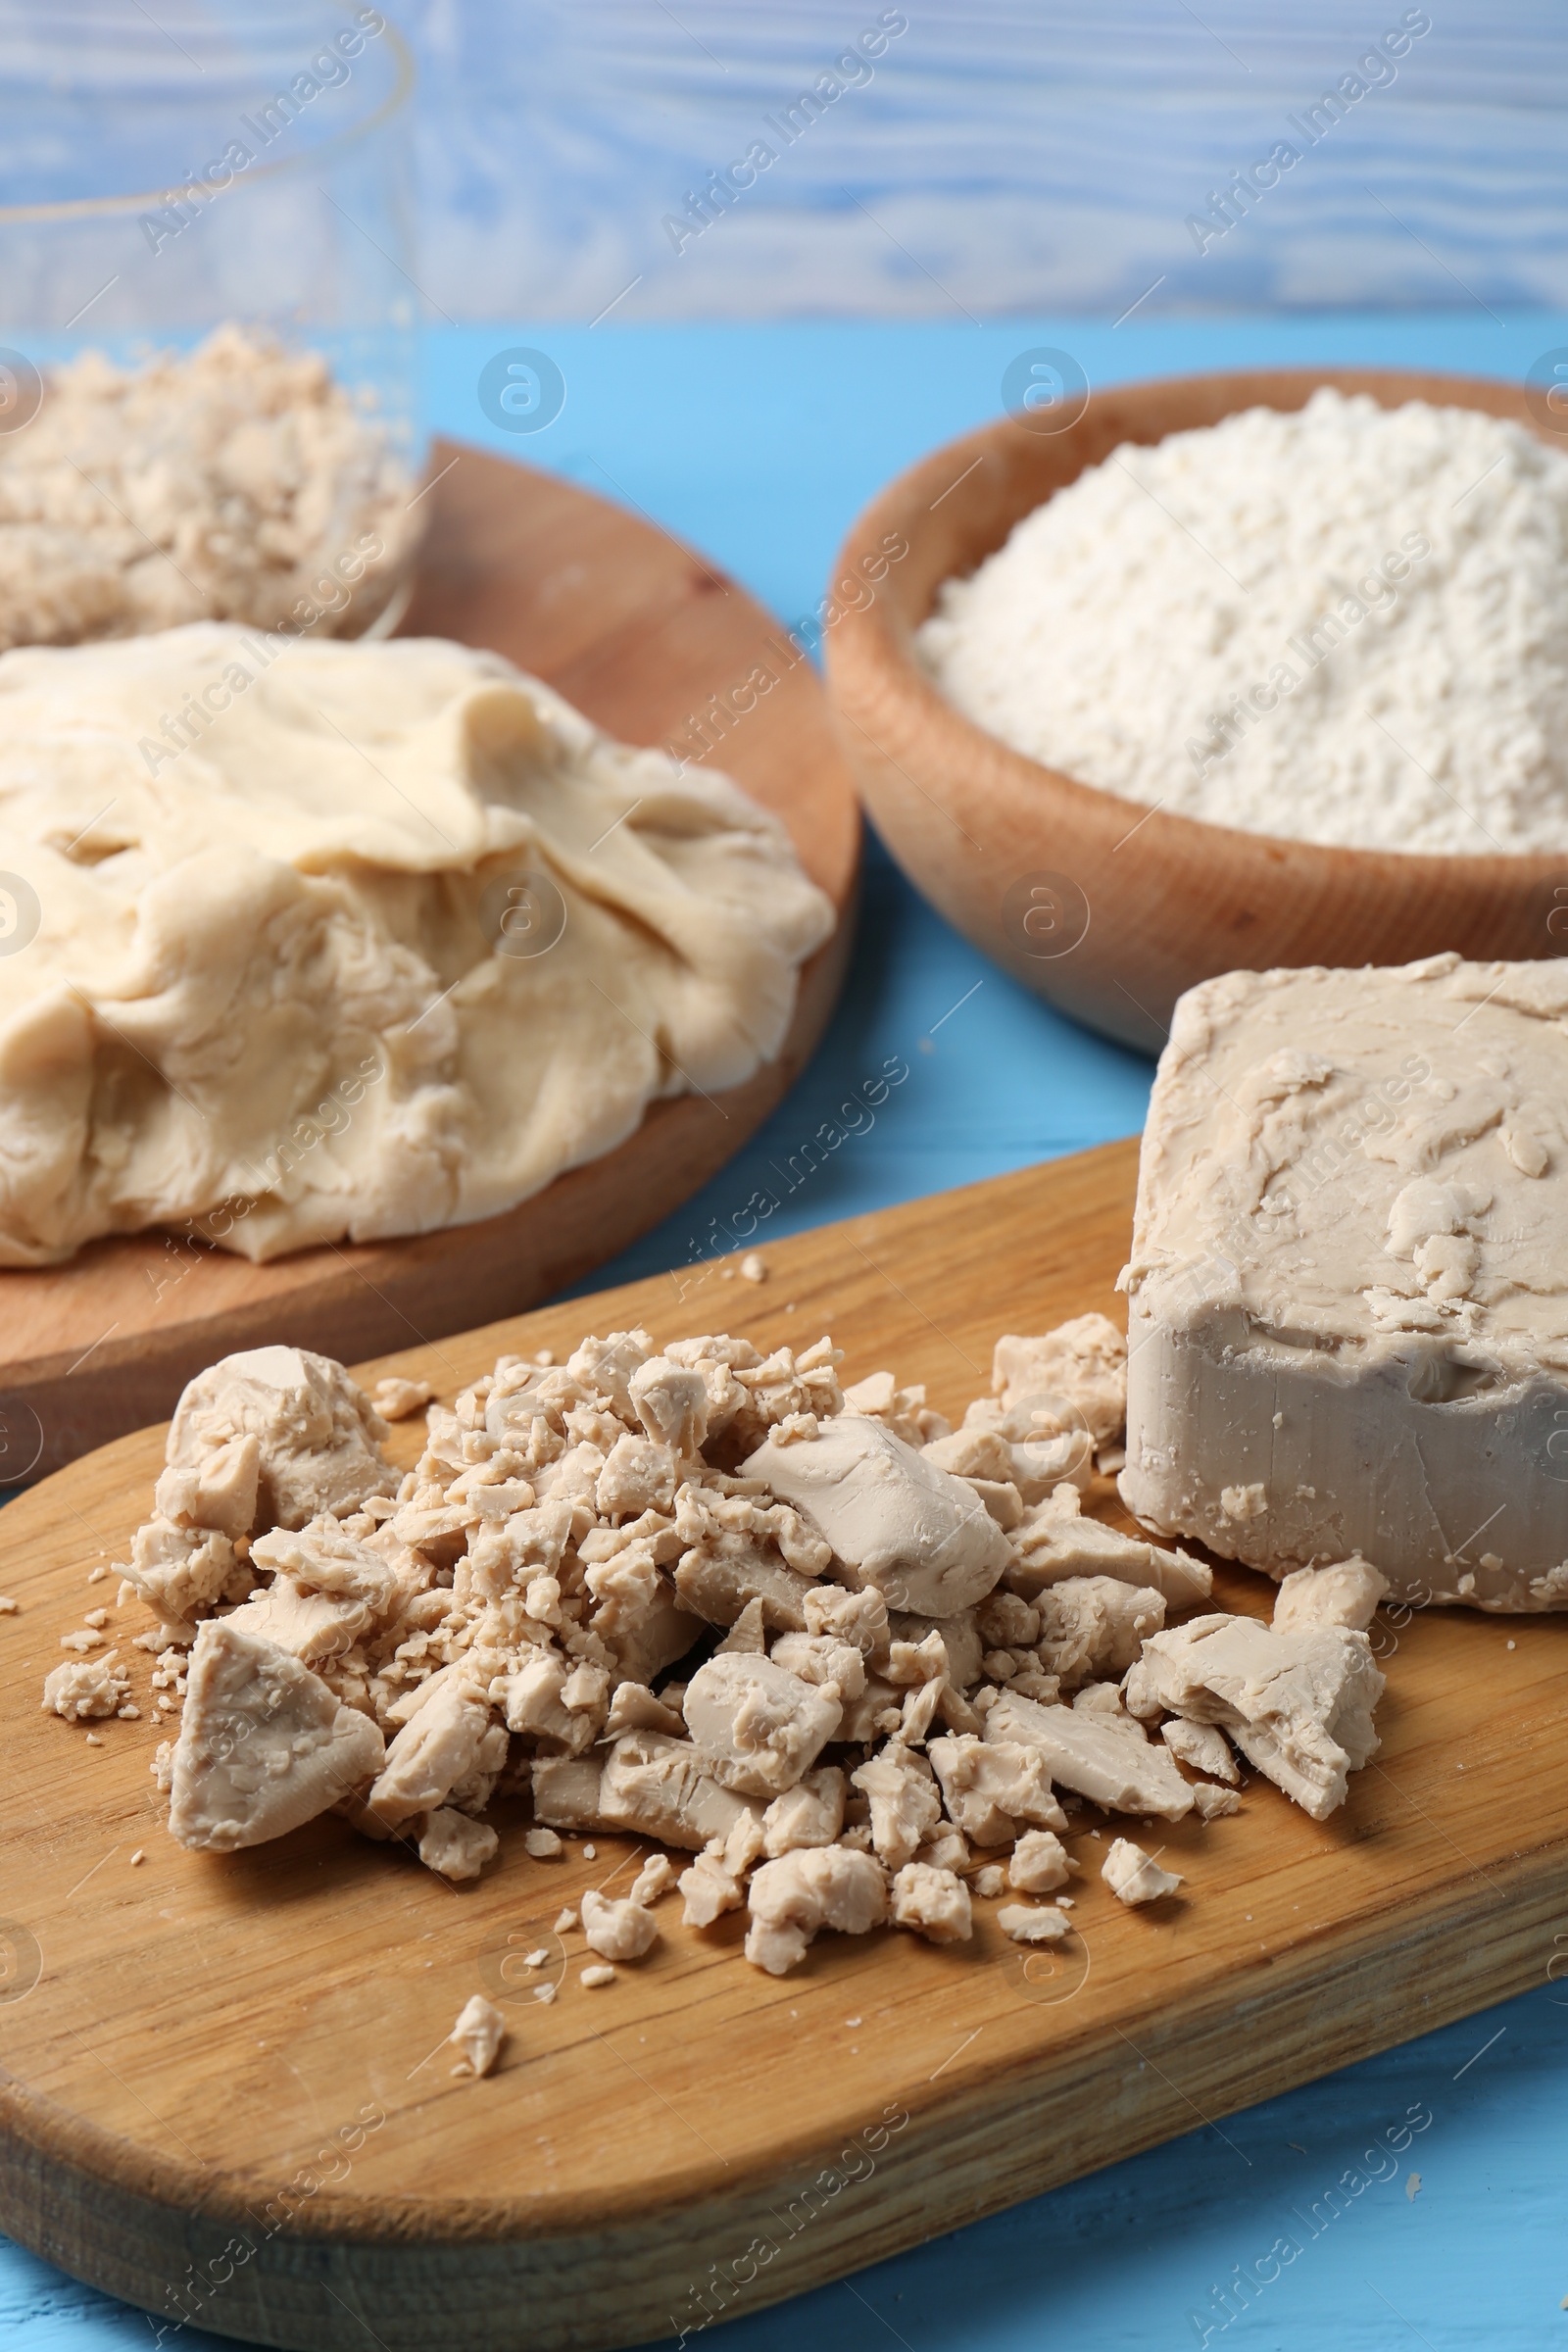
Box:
682 1652 842 1795
762 1765 847 1856
524 1827 564 1859
714 1597 769 1655
985 1690 1195 1819
629 1853 675 1905
154 1436 261 1544
1159 1717 1239 1784
591 1732 764 1850
672 1533 817 1638
1007 1829 1073 1893
490 1653 597 1755
1272 1556 1390 1635
0 1592 19 1612
488 1651 597 1753
597 1433 680 1518
121 1349 397 1636
927 1734 1065 1845
841 1367 951 1450
991 1317 1128 1447
532 1756 606 1832
1071 1680 1131 1720
1008 1486 1211 1607
916 1822 970 1873
368 1676 508 1829
251 1519 399 1607
744 1844 887 1975
581 1964 616 1987
673 1816 762 1926
996 1903 1071 1944
835 1675 905 1743
418 1808 499 1883
769 1629 866 1702
604 1681 687 1740
883 1629 948 1687
449 1993 506 2076
1125 1613 1384 1820
891 1862 972 1943
977 1591 1040 1649
123 1520 245 1642
973 1864 1005 1897
745 1416 1009 1615
851 1741 941 1867
896 1677 946 1745
918 1430 1027 1534
1034 1576 1165 1687
167 1347 395 1531
1193 1784 1241 1820
679 1846 747 1927
168 1623 384 1850
1102 1839 1183 1905
225 1572 379 1670
373 1376 435 1422
956 1404 1093 1502
920 1424 1012 1486
581 1889 660 1961
42 1652 130 1720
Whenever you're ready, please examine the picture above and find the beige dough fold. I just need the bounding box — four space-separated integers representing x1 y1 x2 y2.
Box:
0 624 834 1263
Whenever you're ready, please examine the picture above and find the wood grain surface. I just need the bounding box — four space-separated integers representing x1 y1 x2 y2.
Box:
2 1137 1564 2352
0 437 858 1484
826 368 1568 1054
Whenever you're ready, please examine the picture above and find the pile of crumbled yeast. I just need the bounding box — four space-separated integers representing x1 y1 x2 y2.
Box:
0 322 418 652
42 1320 1389 1992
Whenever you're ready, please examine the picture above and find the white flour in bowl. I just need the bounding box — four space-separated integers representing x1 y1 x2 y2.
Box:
916 386 1568 855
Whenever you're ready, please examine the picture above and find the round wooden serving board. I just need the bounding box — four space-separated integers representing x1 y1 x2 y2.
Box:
3 1140 1567 2351
0 439 858 1483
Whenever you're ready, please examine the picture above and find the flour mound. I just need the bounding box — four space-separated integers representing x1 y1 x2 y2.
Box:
917 387 1568 855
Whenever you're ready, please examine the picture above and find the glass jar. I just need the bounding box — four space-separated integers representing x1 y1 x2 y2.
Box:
0 0 424 646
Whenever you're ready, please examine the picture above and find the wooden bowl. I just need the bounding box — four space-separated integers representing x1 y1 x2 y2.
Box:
825 368 1568 1054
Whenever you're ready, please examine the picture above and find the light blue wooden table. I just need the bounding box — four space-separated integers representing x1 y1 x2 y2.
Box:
6 315 1568 2351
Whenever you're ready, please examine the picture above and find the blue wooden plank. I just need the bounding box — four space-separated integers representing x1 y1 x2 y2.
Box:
405 1 1568 316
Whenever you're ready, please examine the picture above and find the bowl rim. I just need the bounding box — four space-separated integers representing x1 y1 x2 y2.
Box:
826 362 1568 884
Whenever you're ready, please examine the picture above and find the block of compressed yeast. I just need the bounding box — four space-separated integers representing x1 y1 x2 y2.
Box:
1119 956 1568 1611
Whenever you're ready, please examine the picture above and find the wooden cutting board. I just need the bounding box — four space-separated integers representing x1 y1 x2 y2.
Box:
0 438 858 1482
2 1138 1564 2352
